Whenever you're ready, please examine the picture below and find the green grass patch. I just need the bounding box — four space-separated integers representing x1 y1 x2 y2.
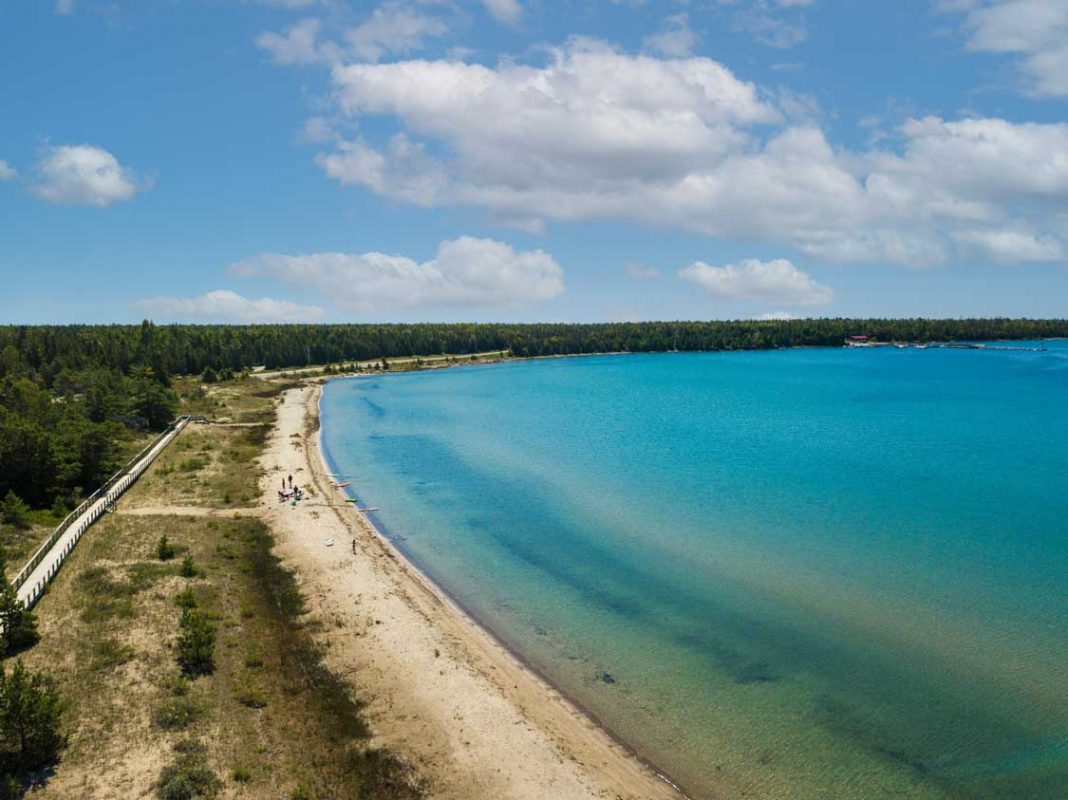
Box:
178 457 208 473
75 566 137 622
89 637 135 672
153 695 202 731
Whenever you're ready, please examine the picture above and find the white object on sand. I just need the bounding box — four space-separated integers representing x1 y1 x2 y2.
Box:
323 537 335 547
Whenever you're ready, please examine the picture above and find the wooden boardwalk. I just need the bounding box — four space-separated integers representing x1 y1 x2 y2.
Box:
14 417 192 609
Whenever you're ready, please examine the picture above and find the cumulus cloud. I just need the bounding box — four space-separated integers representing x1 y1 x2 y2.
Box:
679 258 833 307
322 38 779 220
344 2 450 61
31 145 148 207
135 290 325 323
950 0 1068 97
256 18 327 65
481 0 522 26
726 0 812 49
229 236 564 311
952 228 1064 262
256 3 450 66
0 160 16 181
644 13 698 57
307 37 1068 267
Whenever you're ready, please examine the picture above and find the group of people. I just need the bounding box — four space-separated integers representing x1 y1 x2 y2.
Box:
278 473 305 503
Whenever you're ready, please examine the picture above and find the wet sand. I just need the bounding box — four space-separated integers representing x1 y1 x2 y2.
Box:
260 381 685 800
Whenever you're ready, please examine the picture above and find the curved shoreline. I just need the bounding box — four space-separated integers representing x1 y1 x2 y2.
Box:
266 379 689 800
316 377 694 800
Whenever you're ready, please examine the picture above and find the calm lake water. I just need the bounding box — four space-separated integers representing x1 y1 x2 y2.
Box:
320 343 1068 799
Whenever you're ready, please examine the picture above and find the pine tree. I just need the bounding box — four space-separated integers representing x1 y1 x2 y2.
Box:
0 661 65 783
175 609 215 676
0 552 38 656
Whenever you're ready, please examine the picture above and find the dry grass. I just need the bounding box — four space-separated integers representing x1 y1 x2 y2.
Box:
10 376 421 800
21 509 421 799
1 522 51 567
127 425 268 510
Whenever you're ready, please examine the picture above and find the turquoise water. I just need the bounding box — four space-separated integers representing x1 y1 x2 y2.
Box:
320 343 1068 799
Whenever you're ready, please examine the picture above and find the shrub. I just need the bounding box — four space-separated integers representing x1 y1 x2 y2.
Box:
76 566 135 623
234 680 267 709
179 555 197 579
153 696 200 731
175 609 215 676
90 638 134 672
0 493 30 531
156 740 221 800
175 587 197 609
49 495 70 520
157 535 176 561
230 766 251 783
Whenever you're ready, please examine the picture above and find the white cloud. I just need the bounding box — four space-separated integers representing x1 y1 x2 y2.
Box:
32 145 148 207
0 160 16 181
481 0 522 26
344 2 450 62
312 36 1068 267
135 290 325 323
755 311 802 320
951 0 1068 97
323 38 780 220
229 237 564 311
726 0 811 48
256 18 327 65
256 4 449 66
626 263 661 279
55 0 74 14
679 258 833 307
952 228 1064 262
644 13 698 57
269 30 1068 268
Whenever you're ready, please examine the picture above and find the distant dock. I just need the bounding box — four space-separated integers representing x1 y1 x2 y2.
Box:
844 336 1046 352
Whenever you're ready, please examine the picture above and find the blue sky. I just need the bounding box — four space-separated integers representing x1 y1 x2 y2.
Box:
2 0 1067 323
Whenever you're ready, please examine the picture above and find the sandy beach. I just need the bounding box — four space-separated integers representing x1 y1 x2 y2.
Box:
260 381 684 800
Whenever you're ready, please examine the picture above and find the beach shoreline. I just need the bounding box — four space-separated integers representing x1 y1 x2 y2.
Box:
261 379 688 800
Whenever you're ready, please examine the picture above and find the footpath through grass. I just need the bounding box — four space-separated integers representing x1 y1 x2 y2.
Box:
7 375 422 800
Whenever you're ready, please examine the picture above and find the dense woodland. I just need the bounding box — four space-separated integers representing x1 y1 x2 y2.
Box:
1 317 1065 517
3 318 1066 378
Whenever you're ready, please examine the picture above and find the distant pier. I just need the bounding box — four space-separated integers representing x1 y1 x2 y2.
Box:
844 336 1046 352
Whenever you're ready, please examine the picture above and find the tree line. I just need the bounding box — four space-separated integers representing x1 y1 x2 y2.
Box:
2 318 1066 381
1 317 1066 517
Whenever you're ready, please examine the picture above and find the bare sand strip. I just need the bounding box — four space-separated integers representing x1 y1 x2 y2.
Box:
261 383 685 800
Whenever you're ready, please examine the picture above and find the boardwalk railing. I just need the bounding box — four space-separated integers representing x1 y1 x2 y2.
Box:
12 415 196 607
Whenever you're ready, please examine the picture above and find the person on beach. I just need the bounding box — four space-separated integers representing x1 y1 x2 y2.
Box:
351 539 356 555
288 474 293 488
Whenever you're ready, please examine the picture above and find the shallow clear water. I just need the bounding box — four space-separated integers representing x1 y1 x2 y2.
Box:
320 343 1068 799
